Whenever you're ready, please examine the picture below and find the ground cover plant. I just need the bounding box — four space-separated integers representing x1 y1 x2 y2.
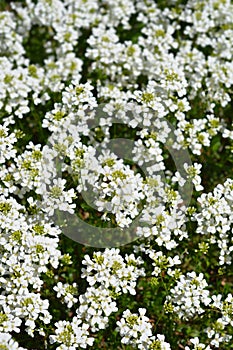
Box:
0 0 233 349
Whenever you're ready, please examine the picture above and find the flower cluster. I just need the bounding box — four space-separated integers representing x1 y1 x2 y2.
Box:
54 282 78 308
165 272 211 320
193 178 233 266
50 318 94 349
82 248 145 294
116 308 171 349
206 293 233 347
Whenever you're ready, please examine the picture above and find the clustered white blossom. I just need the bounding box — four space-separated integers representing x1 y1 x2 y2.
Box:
81 248 145 294
49 317 94 349
0 193 62 337
0 333 26 350
0 0 233 348
116 308 171 349
77 286 118 332
54 282 78 308
165 272 211 320
73 249 145 332
193 178 233 265
205 293 233 347
141 248 181 278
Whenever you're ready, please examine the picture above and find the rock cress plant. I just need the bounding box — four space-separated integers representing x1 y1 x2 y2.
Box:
0 0 233 349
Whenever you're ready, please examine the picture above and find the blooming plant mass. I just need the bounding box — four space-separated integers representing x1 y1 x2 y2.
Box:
0 0 233 349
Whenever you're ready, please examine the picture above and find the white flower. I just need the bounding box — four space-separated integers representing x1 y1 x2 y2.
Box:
77 286 118 332
166 272 211 320
81 248 144 295
185 337 211 350
184 163 203 191
54 282 78 308
116 308 153 348
0 333 26 350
